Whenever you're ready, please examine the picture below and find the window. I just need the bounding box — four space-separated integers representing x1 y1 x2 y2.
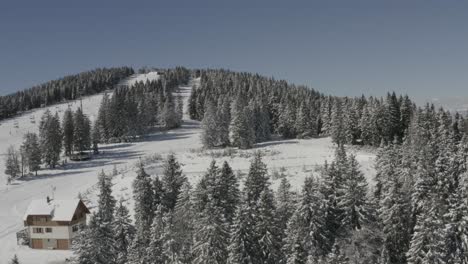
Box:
33 228 43 233
72 225 79 232
46 228 52 233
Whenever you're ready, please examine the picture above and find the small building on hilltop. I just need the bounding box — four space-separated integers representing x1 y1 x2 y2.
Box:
22 198 90 250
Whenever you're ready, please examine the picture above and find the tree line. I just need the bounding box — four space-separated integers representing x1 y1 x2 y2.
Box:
0 67 134 120
193 69 468 149
72 148 386 264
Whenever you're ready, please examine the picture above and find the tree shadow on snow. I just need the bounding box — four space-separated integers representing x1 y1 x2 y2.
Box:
254 140 299 149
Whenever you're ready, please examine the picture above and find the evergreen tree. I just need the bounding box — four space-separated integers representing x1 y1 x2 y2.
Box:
113 199 135 264
230 93 255 149
146 207 165 264
73 213 117 264
21 132 41 176
63 108 74 156
276 178 296 242
217 161 240 225
91 120 100 154
338 154 373 232
193 198 230 264
161 154 186 212
39 110 62 168
256 189 283 263
228 202 257 264
407 201 446 264
97 93 111 142
132 163 154 247
4 145 21 180
244 152 269 205
73 107 91 153
330 99 346 144
201 100 219 148
277 102 296 139
216 97 231 147
97 170 116 224
173 181 195 263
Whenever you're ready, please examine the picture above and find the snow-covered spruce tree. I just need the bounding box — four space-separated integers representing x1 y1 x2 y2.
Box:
406 200 446 264
282 211 308 264
97 170 116 224
251 99 271 143
277 102 296 139
91 120 100 154
244 152 269 205
160 94 179 130
73 107 91 153
113 198 135 264
172 181 195 263
97 93 111 142
376 143 412 264
275 177 296 243
256 188 283 263
145 207 165 264
152 175 164 213
161 154 186 212
39 110 62 168
176 93 184 127
343 99 360 145
73 213 117 264
216 96 231 147
284 177 329 263
227 201 257 264
193 160 219 214
201 100 219 148
230 92 255 149
319 96 332 136
162 211 179 263
62 107 74 156
21 132 41 176
217 161 240 225
295 102 316 139
4 145 21 181
124 93 140 139
330 99 346 145
193 197 230 264
338 154 374 232
132 163 154 248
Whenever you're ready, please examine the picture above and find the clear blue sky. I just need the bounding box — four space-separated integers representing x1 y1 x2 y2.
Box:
1 0 467 102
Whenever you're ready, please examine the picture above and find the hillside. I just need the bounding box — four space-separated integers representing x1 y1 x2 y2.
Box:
0 73 376 264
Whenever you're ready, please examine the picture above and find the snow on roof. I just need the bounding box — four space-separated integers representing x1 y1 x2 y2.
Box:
23 199 83 222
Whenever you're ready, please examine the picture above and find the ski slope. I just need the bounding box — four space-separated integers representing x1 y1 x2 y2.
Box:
0 74 376 264
119 71 160 87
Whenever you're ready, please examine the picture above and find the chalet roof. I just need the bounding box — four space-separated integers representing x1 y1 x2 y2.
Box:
23 199 88 222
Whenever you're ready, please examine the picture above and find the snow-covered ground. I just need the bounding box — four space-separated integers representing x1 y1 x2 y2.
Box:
0 74 376 264
119 71 160 88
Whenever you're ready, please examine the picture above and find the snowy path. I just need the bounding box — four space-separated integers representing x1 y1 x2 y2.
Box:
0 76 376 264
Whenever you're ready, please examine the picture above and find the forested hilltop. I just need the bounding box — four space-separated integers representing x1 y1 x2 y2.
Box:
191 69 468 149
0 67 134 120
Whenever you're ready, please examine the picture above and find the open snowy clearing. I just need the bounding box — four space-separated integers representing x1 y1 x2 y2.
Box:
0 74 376 264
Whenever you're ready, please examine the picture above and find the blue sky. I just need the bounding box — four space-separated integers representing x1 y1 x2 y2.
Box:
1 1 467 102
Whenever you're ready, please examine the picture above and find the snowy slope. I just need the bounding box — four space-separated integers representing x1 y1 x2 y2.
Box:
119 71 160 88
0 75 376 264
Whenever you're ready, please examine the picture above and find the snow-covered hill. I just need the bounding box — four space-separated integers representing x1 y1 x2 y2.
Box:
0 74 376 264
